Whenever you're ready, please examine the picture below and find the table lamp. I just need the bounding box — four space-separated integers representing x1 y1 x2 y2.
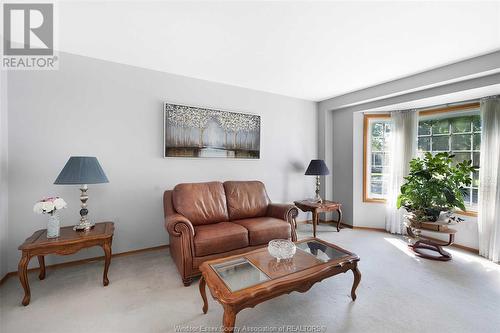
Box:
54 156 109 231
305 159 330 203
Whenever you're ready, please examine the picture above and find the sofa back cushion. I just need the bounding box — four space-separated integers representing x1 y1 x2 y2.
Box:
224 181 270 220
173 182 229 225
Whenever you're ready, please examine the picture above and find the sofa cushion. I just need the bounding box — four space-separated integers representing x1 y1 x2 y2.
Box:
233 217 290 246
224 181 270 220
173 182 229 226
194 222 249 257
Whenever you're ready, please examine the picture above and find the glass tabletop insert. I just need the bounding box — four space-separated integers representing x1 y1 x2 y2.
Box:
296 240 349 262
210 257 270 292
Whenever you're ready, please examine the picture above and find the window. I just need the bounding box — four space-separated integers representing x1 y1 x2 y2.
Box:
363 114 392 202
363 103 480 215
418 104 480 212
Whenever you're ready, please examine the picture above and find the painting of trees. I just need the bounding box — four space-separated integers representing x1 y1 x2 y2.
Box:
164 103 260 158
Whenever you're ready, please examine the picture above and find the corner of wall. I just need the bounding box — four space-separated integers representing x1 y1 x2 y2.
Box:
0 69 9 278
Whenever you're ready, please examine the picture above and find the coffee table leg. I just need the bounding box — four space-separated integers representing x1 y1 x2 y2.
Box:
102 240 112 286
37 256 46 280
18 252 31 306
222 305 236 333
351 265 361 301
199 275 208 314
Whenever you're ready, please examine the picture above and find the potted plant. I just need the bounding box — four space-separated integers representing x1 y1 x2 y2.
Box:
397 152 475 226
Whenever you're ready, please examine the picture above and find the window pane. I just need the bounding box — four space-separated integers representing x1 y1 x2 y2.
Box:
432 136 449 151
372 152 383 166
452 152 471 165
473 152 480 168
473 170 479 187
371 136 384 151
451 134 471 150
418 137 430 151
472 189 478 205
473 133 481 150
432 119 450 134
462 188 471 205
372 123 384 137
384 123 391 135
418 121 431 135
451 117 471 133
371 182 383 195
473 116 481 132
371 166 383 174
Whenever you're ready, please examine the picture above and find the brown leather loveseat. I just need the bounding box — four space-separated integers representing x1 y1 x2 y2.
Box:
163 181 298 286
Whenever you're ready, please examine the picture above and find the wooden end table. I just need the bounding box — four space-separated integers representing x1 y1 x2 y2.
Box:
18 222 114 305
294 200 343 237
406 225 456 261
199 237 361 332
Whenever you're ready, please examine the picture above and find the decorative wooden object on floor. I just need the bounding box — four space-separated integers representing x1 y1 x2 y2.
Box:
199 237 360 333
294 200 343 237
17 222 114 306
406 225 456 261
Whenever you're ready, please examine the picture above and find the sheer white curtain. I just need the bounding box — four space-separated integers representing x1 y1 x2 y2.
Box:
478 96 500 262
385 110 418 234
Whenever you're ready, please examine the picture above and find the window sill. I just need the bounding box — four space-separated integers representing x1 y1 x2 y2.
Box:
363 198 386 203
456 210 478 217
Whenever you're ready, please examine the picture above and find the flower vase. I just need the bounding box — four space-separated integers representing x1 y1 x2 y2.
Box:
47 212 60 238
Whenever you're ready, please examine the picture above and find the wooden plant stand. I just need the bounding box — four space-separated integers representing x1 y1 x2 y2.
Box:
406 225 456 261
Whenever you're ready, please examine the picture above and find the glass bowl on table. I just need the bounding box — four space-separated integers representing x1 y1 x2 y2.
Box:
267 239 296 261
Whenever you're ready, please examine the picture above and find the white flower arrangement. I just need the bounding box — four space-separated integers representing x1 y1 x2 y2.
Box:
33 197 67 215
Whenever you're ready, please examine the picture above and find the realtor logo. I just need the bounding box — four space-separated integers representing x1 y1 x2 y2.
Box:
2 3 57 69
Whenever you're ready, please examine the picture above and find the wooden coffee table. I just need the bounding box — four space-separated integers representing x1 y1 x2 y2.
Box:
18 222 114 305
199 237 360 332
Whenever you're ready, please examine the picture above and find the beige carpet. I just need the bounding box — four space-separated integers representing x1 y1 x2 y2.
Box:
1 224 500 333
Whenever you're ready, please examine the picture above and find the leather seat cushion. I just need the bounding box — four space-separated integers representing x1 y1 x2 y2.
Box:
194 222 249 257
233 217 290 246
173 182 229 226
224 181 270 220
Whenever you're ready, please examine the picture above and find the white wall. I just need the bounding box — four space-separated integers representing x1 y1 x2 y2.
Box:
0 70 8 278
5 52 317 272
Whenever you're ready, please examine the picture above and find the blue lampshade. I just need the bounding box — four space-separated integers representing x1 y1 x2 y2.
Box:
54 156 109 185
305 159 330 176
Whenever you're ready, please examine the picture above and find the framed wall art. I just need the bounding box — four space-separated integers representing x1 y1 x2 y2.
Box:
164 102 261 159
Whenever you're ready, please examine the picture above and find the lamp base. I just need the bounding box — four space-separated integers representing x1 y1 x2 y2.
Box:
312 196 323 204
74 184 94 231
314 176 323 203
73 221 95 231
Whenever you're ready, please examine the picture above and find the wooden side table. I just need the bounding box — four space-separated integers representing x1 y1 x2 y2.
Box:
17 222 114 305
294 200 342 237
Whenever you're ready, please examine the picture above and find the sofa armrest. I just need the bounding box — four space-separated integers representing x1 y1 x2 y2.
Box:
267 203 298 241
165 213 195 237
267 203 298 221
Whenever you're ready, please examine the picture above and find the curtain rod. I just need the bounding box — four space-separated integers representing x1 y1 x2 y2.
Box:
409 98 480 113
393 94 498 113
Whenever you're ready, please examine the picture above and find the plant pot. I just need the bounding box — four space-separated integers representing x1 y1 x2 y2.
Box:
423 208 442 222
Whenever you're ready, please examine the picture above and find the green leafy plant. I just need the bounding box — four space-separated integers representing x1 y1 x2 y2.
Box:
397 152 475 222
